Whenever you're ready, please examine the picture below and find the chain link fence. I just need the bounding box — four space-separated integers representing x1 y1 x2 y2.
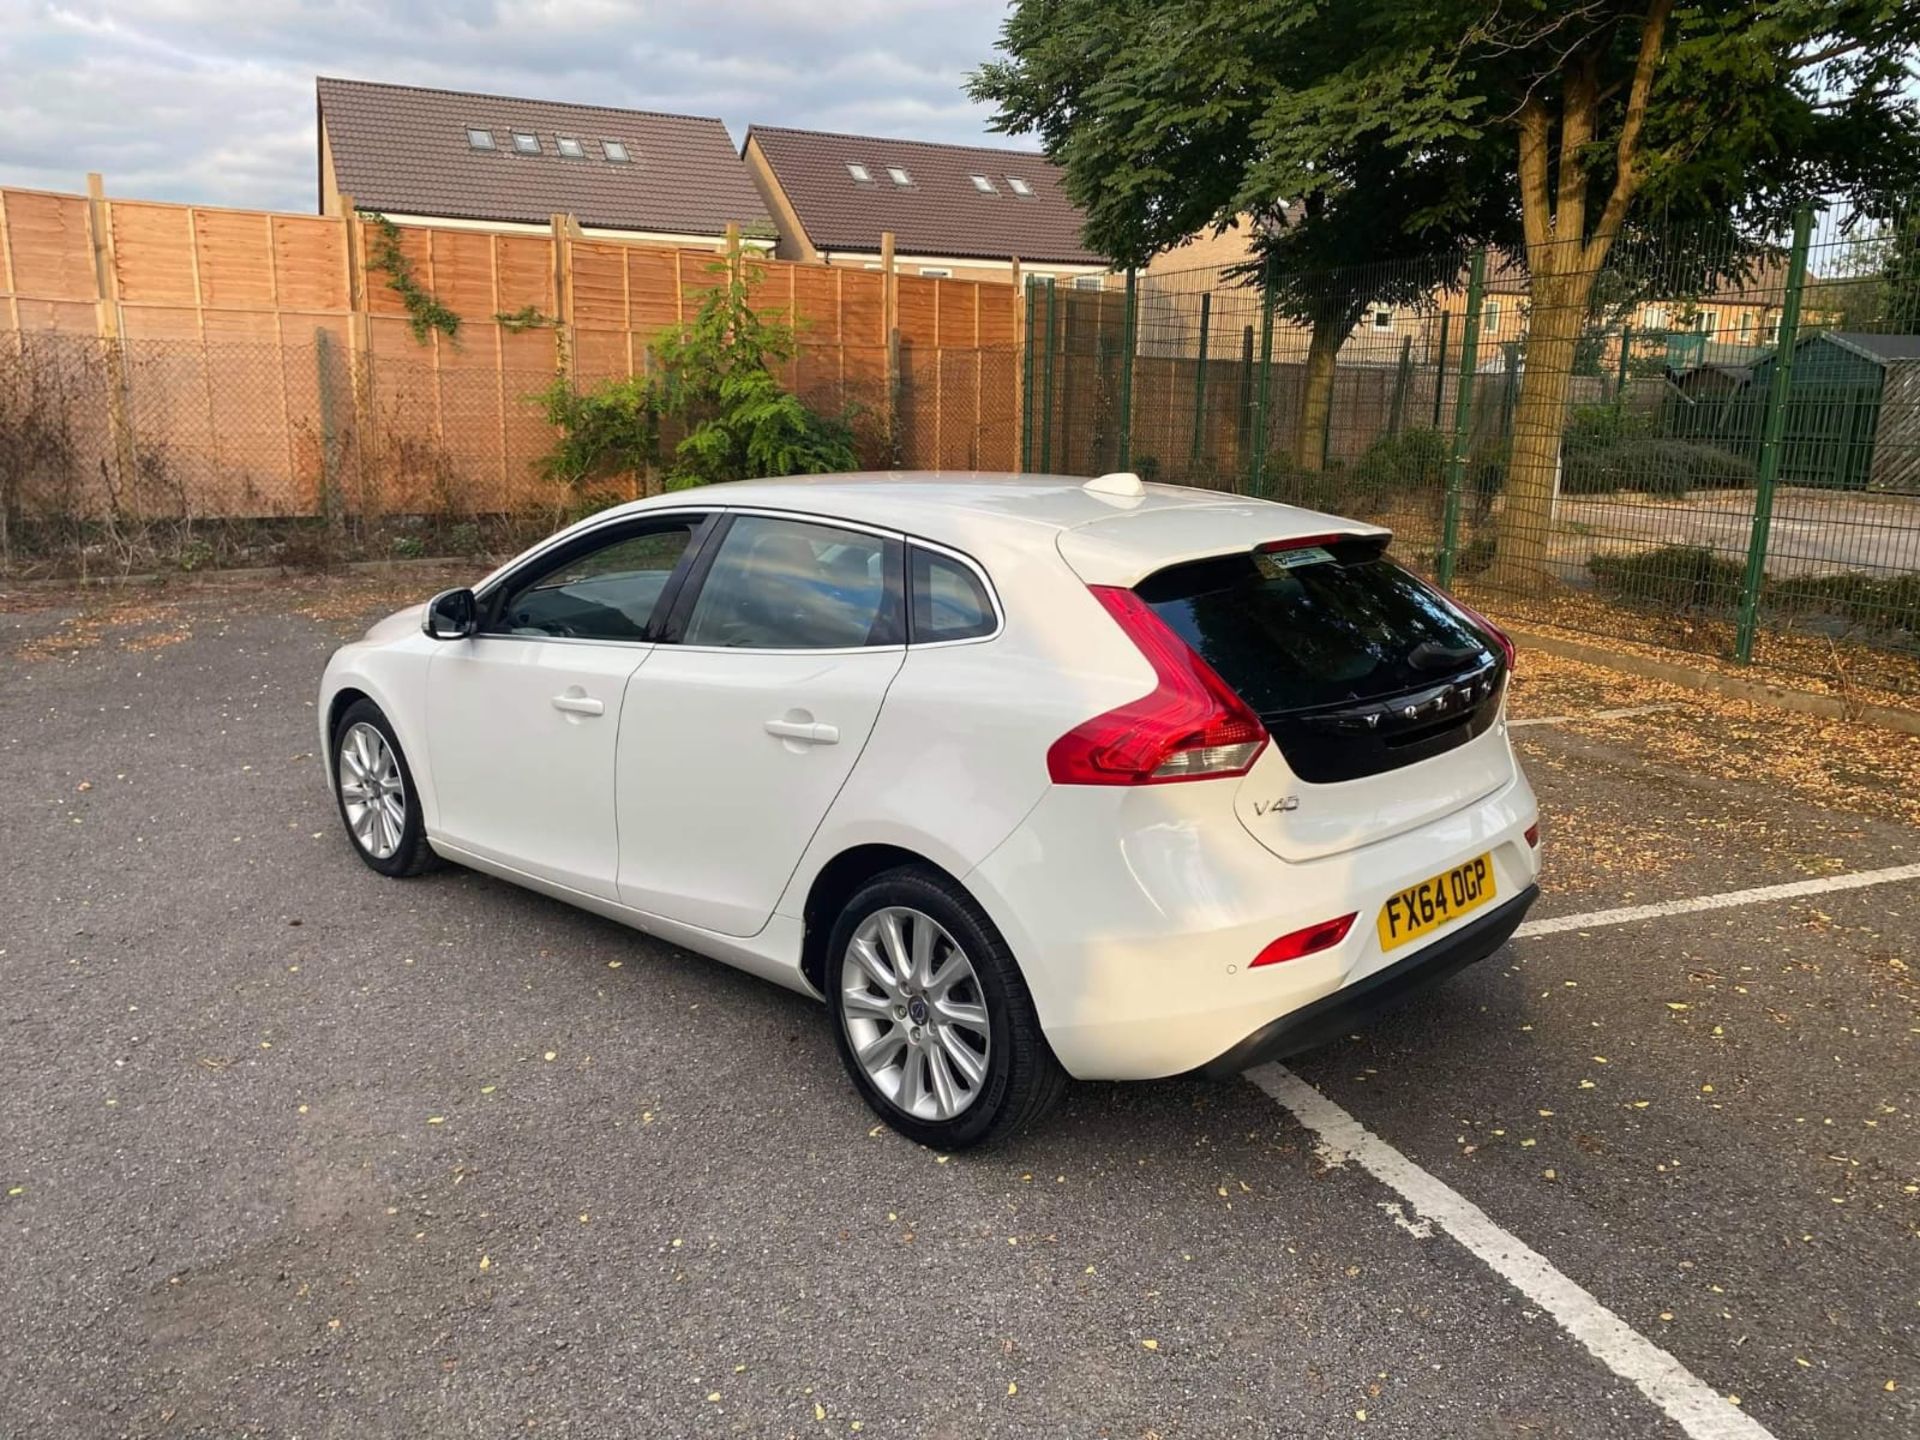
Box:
1025 205 1920 697
0 328 1018 579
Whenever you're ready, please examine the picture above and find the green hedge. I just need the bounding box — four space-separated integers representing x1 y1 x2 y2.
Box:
1562 436 1756 496
1588 545 1745 610
1589 543 1920 639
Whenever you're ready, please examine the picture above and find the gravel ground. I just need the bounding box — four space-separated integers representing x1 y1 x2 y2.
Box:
2 572 1915 1440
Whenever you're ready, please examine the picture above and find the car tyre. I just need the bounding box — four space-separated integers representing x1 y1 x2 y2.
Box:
331 698 440 878
827 865 1067 1149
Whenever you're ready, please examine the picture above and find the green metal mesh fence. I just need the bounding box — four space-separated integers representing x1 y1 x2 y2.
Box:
1024 205 1920 696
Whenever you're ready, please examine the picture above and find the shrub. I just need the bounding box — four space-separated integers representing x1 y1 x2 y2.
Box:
534 260 857 501
1770 571 1920 637
653 261 858 489
1563 401 1653 453
1258 453 1348 513
1350 426 1447 497
1588 544 1745 611
534 373 661 506
1562 437 1755 497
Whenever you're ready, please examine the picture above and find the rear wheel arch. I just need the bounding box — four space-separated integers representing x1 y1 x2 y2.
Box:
800 844 969 995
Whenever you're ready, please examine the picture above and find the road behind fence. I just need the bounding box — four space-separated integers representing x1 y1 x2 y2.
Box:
1025 207 1920 697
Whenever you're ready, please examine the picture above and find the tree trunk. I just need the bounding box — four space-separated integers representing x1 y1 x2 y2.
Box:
1488 266 1595 592
1291 311 1346 472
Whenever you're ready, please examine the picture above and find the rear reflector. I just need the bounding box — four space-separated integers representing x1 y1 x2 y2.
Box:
1525 822 1540 848
1251 913 1357 967
1047 586 1267 785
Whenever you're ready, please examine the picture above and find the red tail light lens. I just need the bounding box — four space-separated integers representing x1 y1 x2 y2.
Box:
1047 586 1268 785
1443 591 1515 670
1525 822 1541 848
1251 913 1357 967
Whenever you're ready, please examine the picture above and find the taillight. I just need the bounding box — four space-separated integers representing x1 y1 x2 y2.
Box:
1525 822 1541 848
1251 913 1357 967
1047 586 1268 785
1444 591 1515 670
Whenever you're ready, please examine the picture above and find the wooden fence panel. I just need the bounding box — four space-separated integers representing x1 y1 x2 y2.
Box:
2 183 1028 521
110 202 198 304
4 190 95 301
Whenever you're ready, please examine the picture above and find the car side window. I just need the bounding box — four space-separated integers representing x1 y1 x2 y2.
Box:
488 519 699 641
909 546 996 643
682 515 903 650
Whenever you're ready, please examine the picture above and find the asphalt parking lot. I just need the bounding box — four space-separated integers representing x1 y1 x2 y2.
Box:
3 572 1916 1440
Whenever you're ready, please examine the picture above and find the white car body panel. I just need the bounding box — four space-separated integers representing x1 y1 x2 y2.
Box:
615 644 906 935
318 472 1542 1083
427 636 650 897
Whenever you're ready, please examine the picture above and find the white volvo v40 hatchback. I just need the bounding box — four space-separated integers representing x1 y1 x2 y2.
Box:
320 472 1540 1147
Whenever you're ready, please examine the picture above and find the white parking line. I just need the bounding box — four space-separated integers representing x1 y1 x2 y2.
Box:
1249 1064 1776 1440
1515 863 1920 938
1509 703 1679 729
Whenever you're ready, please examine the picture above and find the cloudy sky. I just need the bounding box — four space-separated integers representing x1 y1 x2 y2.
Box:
0 1 1016 210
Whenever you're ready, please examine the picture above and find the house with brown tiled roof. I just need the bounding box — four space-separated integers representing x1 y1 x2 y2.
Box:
315 77 774 249
742 124 1111 288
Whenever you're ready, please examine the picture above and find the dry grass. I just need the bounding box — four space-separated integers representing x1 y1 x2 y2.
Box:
1465 583 1920 707
1510 646 1920 831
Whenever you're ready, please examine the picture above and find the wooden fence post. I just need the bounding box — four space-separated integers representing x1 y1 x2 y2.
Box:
84 172 138 497
880 231 898 459
551 213 577 376
338 192 379 508
1010 257 1024 469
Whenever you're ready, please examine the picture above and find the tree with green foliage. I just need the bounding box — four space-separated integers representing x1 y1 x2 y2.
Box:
972 12 1515 475
535 260 857 509
972 0 1920 587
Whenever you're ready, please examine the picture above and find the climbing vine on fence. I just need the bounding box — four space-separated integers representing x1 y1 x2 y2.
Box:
360 213 461 345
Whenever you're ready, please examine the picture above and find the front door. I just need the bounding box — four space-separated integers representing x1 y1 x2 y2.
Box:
616 513 906 936
426 513 708 898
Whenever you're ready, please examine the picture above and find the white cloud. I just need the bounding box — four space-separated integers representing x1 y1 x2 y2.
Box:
0 0 1010 208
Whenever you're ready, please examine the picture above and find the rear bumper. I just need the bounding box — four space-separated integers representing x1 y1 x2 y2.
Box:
1197 884 1539 1078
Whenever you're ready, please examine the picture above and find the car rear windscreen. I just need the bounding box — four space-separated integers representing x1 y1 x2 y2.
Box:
1135 540 1499 716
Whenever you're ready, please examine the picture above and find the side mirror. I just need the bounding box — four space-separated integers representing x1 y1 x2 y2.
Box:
422 587 478 640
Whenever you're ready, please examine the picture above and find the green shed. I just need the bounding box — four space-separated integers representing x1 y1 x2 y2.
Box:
1743 331 1920 491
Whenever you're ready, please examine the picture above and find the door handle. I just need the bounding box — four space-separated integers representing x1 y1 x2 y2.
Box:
764 718 839 745
552 693 605 717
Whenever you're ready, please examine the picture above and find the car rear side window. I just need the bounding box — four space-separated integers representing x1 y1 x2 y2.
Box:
909 546 996 642
683 515 904 650
1135 542 1498 716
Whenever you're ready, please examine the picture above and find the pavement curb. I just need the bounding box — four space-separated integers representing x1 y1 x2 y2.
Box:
1508 626 1920 738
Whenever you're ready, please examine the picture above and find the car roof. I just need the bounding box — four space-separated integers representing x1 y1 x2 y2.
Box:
600 472 1387 585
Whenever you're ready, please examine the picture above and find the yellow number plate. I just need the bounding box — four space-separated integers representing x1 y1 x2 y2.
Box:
1377 853 1496 952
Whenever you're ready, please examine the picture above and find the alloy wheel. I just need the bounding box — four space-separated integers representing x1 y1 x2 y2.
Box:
840 905 992 1122
338 721 406 861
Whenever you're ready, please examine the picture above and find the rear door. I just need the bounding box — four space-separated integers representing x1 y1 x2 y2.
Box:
615 512 907 936
1131 537 1514 861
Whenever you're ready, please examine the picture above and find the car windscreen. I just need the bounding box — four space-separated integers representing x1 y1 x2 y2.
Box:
1134 541 1499 716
